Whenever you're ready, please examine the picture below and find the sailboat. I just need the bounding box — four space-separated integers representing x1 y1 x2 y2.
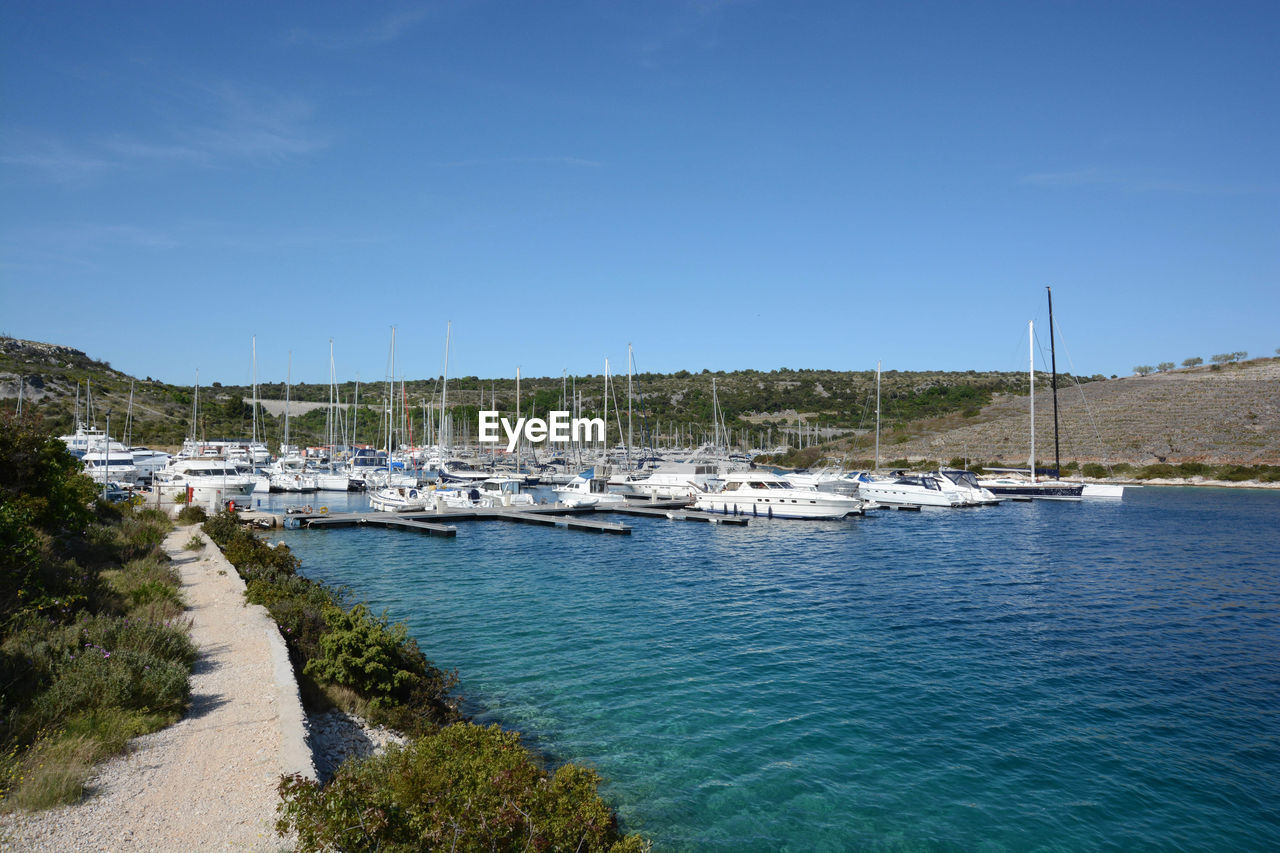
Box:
978 307 1083 500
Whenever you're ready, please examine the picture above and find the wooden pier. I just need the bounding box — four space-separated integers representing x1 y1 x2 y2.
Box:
266 497 744 538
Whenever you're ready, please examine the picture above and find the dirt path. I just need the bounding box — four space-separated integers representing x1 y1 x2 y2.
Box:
2 525 313 852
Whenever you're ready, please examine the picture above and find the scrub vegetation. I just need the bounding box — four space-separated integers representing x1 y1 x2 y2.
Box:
199 511 649 851
0 412 194 811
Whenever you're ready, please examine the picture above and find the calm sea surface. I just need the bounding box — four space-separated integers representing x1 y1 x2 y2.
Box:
264 486 1280 851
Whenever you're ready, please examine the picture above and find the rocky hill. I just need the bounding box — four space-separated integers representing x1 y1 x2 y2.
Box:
848 358 1280 467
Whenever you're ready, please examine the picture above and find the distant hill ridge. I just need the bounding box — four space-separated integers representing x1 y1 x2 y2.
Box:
2 337 1277 465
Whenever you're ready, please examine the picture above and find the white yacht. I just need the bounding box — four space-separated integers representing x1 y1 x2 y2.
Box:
784 467 861 496
129 448 172 481
268 455 319 493
694 470 864 519
932 469 1001 505
554 469 628 508
60 423 106 459
368 485 430 512
82 442 140 486
851 472 968 508
628 461 724 500
154 459 256 507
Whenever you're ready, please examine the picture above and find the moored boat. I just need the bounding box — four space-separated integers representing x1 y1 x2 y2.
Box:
695 470 864 519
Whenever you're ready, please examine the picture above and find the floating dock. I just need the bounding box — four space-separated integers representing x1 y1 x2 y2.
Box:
263 497 744 537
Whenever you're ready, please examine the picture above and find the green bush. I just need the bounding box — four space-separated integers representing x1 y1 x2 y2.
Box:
1135 464 1178 480
102 555 184 621
304 605 439 712
278 723 648 853
176 505 207 524
1081 463 1109 479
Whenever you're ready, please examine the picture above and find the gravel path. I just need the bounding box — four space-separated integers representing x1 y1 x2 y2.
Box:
2 525 314 852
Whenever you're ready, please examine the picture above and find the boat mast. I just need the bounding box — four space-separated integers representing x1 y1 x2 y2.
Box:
440 322 451 456
191 371 199 445
251 336 259 445
1029 321 1035 483
284 354 291 454
1047 286 1061 479
874 361 881 472
627 343 633 467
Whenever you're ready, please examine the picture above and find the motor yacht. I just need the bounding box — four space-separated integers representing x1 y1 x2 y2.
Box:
851 472 968 508
694 470 864 519
154 459 257 507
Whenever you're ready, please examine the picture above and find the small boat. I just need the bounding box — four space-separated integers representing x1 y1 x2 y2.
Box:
554 468 628 508
694 470 864 519
368 485 429 512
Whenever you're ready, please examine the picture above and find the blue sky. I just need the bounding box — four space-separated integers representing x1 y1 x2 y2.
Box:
3 1 1277 387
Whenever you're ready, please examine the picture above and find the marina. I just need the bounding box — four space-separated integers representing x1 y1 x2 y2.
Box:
267 485 1280 852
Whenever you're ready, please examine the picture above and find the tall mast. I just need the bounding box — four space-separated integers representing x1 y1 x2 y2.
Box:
284 353 291 453
874 361 881 471
251 336 259 444
125 379 134 446
437 321 451 456
1047 286 1061 479
1029 320 1035 482
191 371 199 444
603 358 610 458
627 343 634 464
388 326 396 453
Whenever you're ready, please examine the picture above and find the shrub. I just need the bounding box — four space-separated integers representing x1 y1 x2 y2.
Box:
184 535 204 551
102 555 184 621
176 505 207 524
1156 362 1174 372
277 723 649 853
1133 365 1155 376
1081 463 1109 479
304 605 432 710
1182 357 1203 368
1135 464 1178 480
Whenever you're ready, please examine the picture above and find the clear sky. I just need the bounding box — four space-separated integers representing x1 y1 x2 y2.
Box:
3 1 1277 387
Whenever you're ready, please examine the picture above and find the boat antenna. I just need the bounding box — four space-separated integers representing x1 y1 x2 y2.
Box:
1047 285 1061 480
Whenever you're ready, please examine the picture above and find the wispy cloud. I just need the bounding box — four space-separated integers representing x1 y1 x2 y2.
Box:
633 0 752 69
2 82 327 183
0 132 114 184
433 156 603 169
1019 167 1273 196
288 6 434 50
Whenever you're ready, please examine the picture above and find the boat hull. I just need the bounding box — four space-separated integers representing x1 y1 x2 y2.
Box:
693 494 863 519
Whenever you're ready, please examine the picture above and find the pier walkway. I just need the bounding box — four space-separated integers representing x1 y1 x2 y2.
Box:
256 498 744 537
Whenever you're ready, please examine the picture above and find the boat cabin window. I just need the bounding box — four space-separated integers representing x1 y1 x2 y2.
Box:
722 481 739 491
590 479 608 494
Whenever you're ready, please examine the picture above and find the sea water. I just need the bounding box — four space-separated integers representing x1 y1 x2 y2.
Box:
268 487 1280 851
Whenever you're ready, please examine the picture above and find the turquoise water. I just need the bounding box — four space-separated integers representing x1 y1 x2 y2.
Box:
269 487 1280 851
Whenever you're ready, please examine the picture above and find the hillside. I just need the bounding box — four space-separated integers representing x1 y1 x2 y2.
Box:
839 358 1280 468
2 337 1276 466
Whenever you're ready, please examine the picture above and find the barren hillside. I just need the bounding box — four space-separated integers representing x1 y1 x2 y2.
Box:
868 359 1280 467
